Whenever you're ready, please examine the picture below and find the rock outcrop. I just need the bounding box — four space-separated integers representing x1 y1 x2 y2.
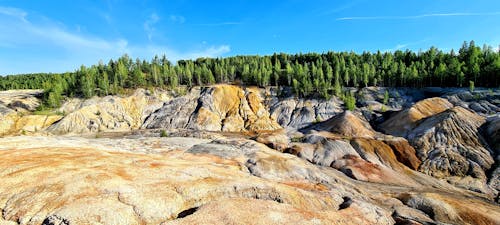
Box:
0 90 62 135
444 89 500 116
48 89 166 134
379 97 454 136
0 135 395 225
290 112 423 186
0 89 43 112
408 106 494 193
1 86 499 224
1 134 498 225
0 105 19 135
144 85 281 132
268 96 343 129
304 111 376 138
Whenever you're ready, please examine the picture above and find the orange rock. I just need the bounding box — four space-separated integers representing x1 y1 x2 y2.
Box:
350 138 403 170
383 137 421 170
380 97 453 136
307 111 375 138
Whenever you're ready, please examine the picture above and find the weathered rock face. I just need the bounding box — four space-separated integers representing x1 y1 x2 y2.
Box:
0 90 64 136
444 89 500 116
295 131 360 166
141 88 200 131
382 137 421 170
408 106 494 193
13 115 62 133
0 89 43 112
289 114 421 187
254 129 290 151
379 97 454 137
0 105 19 135
397 192 500 225
268 96 343 129
1 86 500 224
1 135 498 225
484 116 500 200
144 85 281 132
163 198 391 225
304 111 376 138
48 89 166 134
0 135 399 225
484 115 500 154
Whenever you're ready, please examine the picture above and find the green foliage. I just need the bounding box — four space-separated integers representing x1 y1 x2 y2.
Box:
290 136 304 143
160 130 168 137
383 90 389 105
381 105 387 112
1 40 499 105
314 115 322 124
469 80 475 93
343 91 356 111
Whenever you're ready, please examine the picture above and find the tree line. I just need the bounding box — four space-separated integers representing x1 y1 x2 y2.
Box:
0 40 499 107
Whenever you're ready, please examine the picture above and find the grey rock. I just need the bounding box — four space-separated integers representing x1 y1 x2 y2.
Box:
269 97 343 129
408 106 494 193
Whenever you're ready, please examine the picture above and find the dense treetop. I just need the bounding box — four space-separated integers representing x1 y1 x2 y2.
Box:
0 41 499 107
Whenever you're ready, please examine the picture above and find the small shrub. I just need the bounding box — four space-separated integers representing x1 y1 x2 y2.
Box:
469 81 475 93
394 91 400 98
343 92 356 111
313 115 322 124
381 105 387 112
160 130 168 137
290 136 304 143
383 90 389 105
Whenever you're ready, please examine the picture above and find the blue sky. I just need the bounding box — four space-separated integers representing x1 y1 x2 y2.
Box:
1 0 500 75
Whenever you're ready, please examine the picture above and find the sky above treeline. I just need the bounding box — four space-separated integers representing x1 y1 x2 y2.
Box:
1 0 500 75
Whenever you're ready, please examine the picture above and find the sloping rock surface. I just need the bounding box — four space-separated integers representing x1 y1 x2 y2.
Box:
1 135 498 225
144 85 281 132
379 97 454 136
48 89 165 134
408 106 494 193
303 111 375 138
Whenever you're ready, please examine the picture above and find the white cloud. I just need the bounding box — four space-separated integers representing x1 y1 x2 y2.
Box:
320 0 364 16
169 15 185 23
129 45 230 63
383 39 430 52
144 13 160 41
337 11 500 21
193 22 242 26
0 7 231 75
0 6 27 21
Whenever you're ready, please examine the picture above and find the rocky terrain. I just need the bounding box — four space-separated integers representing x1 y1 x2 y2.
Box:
0 85 499 225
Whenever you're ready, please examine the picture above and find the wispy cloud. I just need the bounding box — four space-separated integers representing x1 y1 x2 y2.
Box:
133 45 230 62
384 39 430 52
193 22 242 26
337 12 500 21
0 6 27 21
144 13 160 41
0 7 231 75
320 0 365 16
169 15 185 23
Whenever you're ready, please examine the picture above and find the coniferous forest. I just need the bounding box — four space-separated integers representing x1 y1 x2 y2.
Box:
1 41 499 107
